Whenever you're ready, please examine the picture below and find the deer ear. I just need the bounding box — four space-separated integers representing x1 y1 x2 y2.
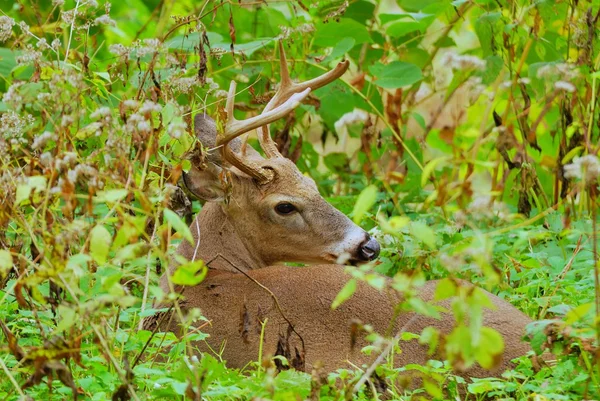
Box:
182 163 225 202
195 113 265 167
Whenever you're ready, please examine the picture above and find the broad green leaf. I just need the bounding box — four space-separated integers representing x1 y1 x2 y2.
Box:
66 253 91 278
352 185 378 224
434 278 457 301
56 305 77 332
411 221 437 249
323 37 355 63
0 250 13 278
386 21 422 38
565 302 593 325
89 225 112 265
166 31 223 51
164 209 194 245
561 146 583 164
423 378 443 398
171 260 207 286
331 279 357 309
369 61 422 89
421 156 449 187
398 0 444 12
0 47 20 78
15 176 47 205
314 18 372 47
408 297 441 319
475 327 504 369
473 12 501 57
94 189 129 203
114 243 149 263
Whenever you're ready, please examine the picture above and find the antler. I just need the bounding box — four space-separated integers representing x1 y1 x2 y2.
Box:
258 41 350 158
217 80 311 183
217 41 350 183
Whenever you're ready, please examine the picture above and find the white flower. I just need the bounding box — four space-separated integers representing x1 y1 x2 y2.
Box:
137 120 152 133
109 44 128 57
36 38 50 50
334 109 369 137
122 99 139 109
32 131 57 150
17 21 30 34
536 63 579 81
90 107 111 119
564 155 600 183
137 38 162 57
554 80 576 93
2 82 24 105
0 16 15 43
1 111 34 139
167 120 187 139
94 14 116 27
140 100 161 114
171 76 198 93
15 45 42 65
440 52 486 71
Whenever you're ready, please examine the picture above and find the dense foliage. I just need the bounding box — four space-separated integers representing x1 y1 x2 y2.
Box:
0 0 599 399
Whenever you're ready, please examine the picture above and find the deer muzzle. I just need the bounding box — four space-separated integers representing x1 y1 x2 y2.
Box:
357 236 380 261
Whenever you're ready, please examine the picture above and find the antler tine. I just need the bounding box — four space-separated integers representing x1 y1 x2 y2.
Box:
258 41 350 158
218 80 311 183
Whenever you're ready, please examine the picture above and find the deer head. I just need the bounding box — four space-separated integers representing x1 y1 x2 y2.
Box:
181 42 380 270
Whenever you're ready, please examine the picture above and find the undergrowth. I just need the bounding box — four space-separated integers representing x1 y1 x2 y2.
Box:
0 0 599 400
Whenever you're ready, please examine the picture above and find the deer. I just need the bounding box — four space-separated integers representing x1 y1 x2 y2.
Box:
147 42 535 387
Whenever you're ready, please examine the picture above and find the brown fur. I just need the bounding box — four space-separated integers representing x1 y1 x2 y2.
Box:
148 111 533 385
161 265 531 379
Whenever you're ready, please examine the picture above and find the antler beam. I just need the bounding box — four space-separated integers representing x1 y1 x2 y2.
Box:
217 81 311 182
258 41 350 158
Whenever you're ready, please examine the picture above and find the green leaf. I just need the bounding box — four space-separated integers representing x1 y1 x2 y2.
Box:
352 185 378 224
565 302 593 324
94 189 129 203
15 176 47 205
434 278 457 301
386 21 423 37
166 31 223 51
323 37 355 63
0 250 13 278
164 209 194 245
410 221 437 249
369 61 422 89
473 11 501 57
56 305 77 332
331 279 357 309
0 47 20 78
421 156 449 187
89 225 112 265
171 260 207 286
475 327 505 369
423 378 443 398
314 18 372 47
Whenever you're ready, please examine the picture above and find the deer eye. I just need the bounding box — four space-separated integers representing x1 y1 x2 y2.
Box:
275 202 296 215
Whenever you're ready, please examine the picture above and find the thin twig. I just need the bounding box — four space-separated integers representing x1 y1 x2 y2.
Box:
351 315 419 395
213 254 306 352
63 0 81 63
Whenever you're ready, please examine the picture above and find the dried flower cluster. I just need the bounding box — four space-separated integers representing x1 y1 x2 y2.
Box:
0 15 14 42
564 155 600 184
440 52 486 71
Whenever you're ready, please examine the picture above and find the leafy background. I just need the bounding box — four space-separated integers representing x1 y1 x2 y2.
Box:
0 0 599 399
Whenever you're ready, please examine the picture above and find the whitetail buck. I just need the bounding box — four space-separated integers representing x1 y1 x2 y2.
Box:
148 43 533 385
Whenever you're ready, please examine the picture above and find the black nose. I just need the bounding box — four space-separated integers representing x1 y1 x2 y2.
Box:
358 236 380 261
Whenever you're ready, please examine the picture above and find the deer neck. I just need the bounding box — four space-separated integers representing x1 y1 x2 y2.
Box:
176 202 266 273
